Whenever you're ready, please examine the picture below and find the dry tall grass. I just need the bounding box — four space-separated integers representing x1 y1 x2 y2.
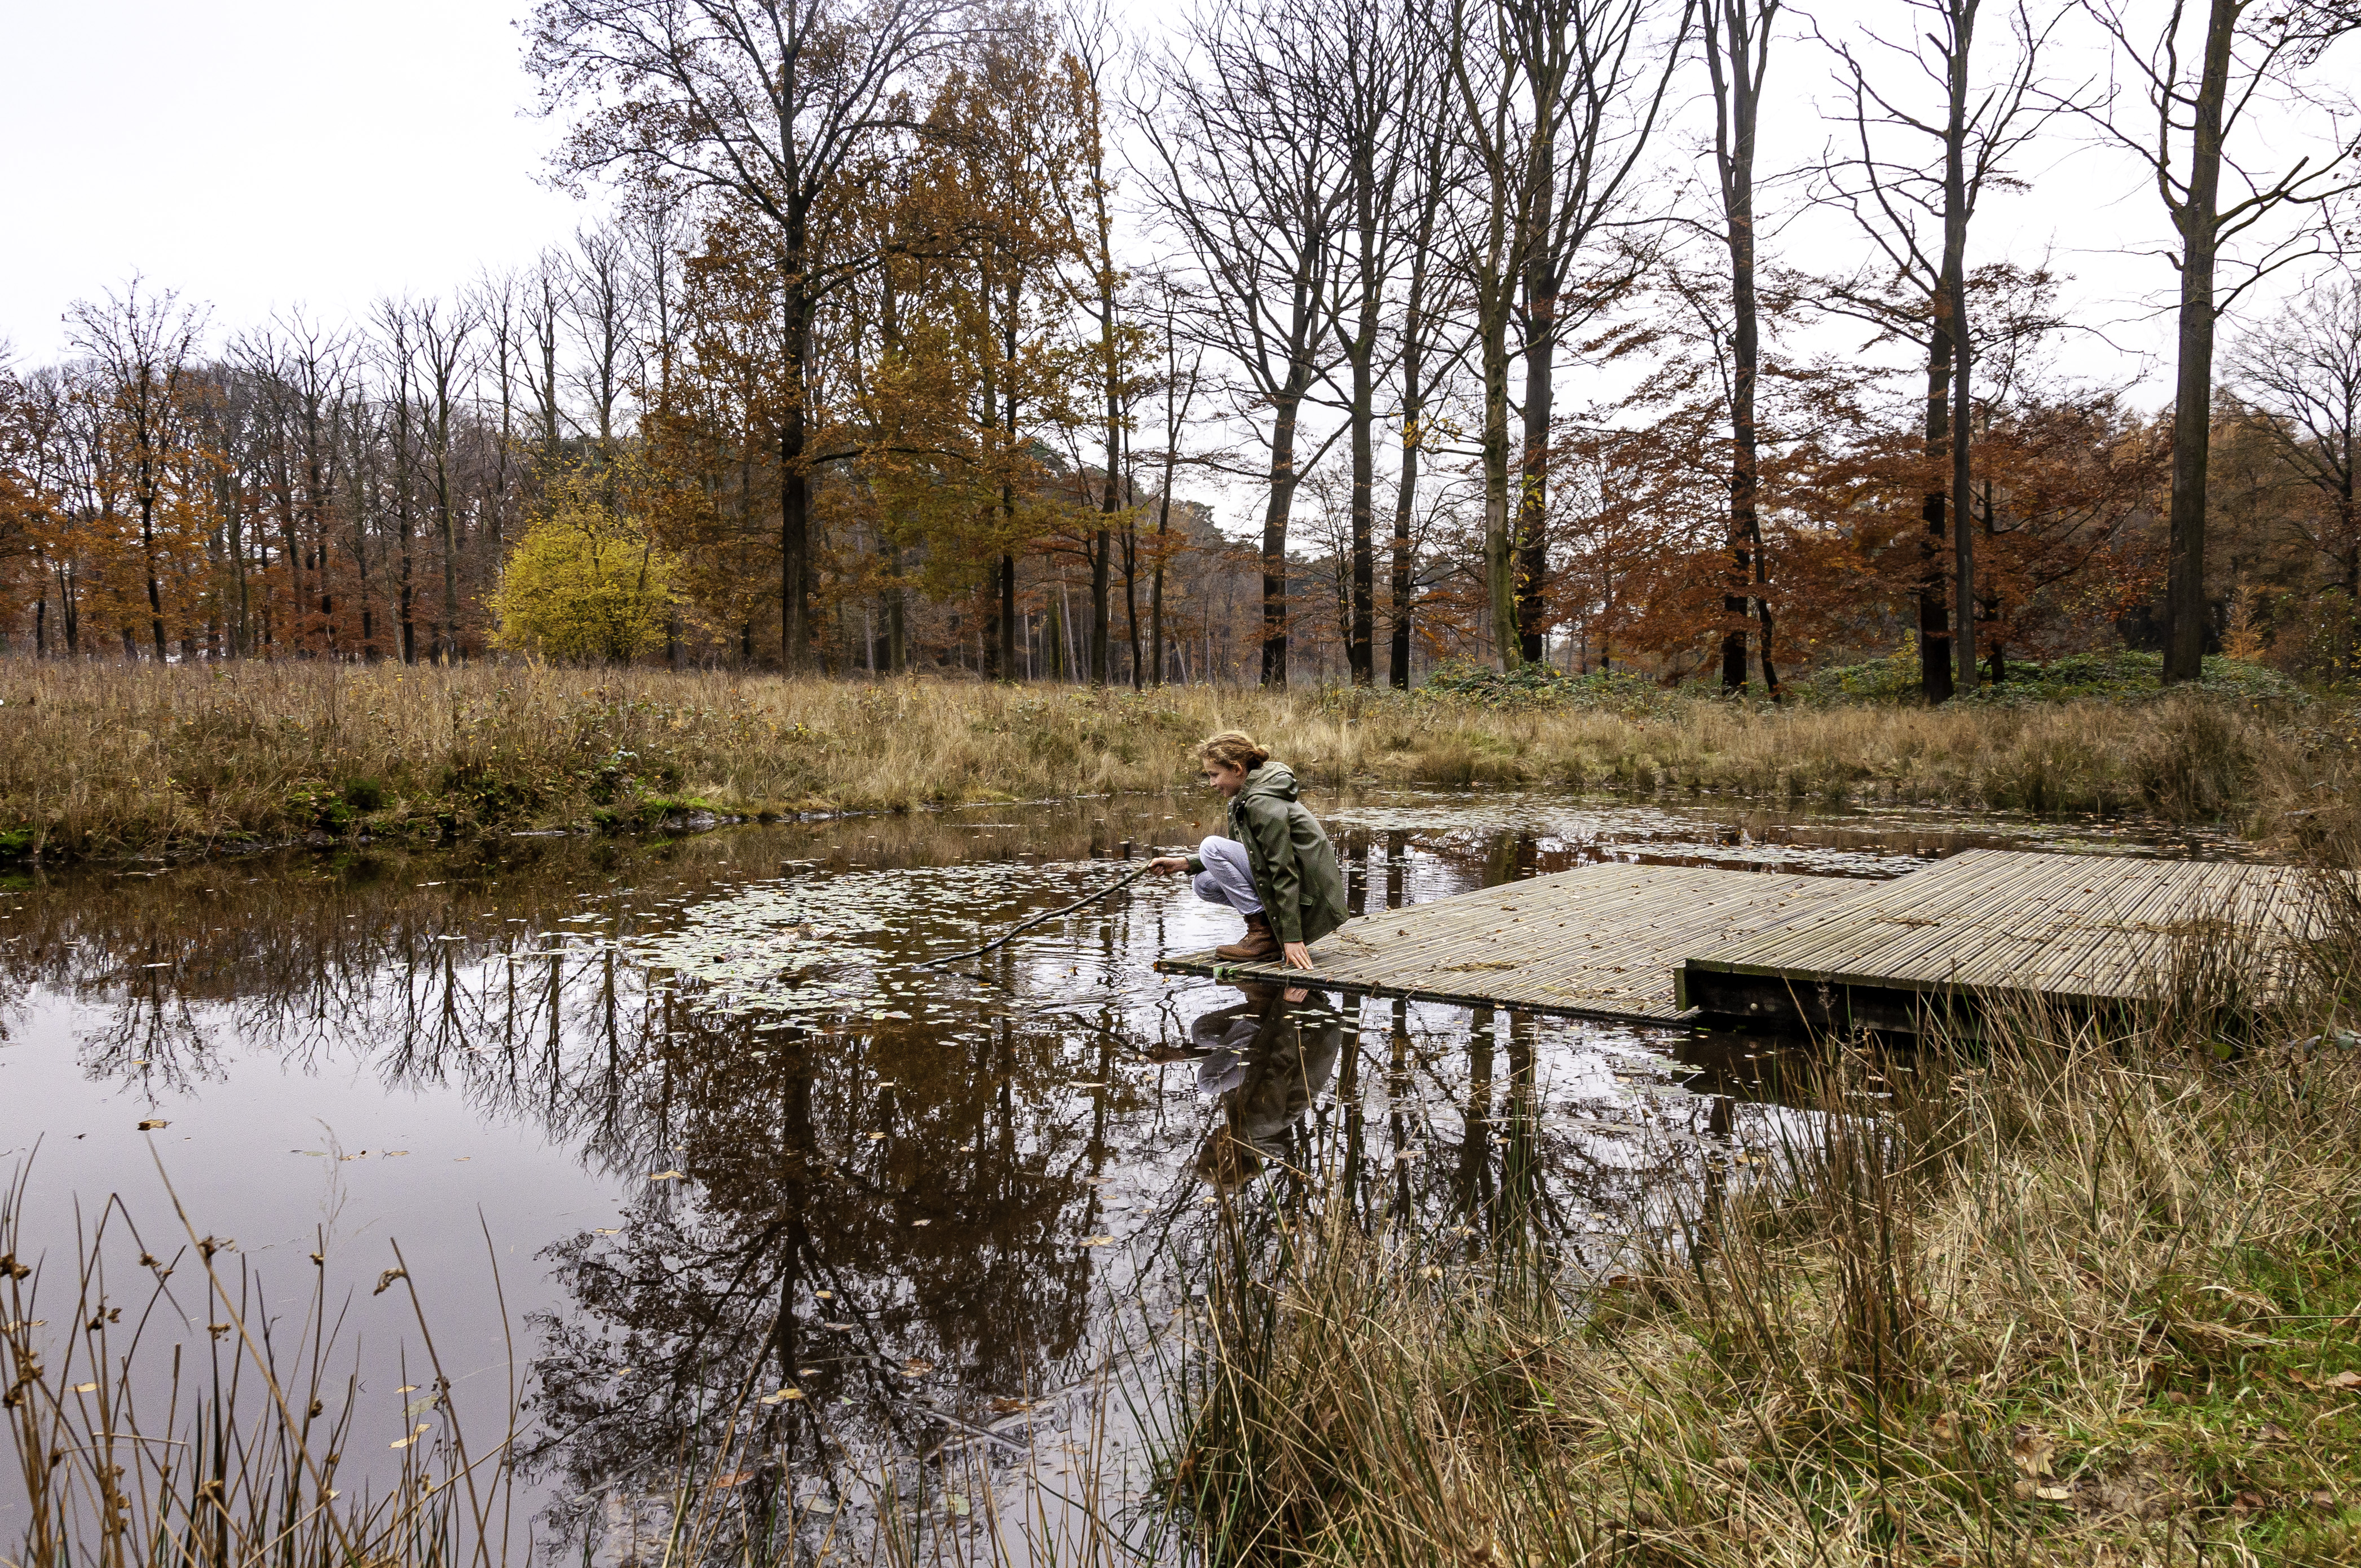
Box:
0 1168 528 1568
0 661 2346 858
1171 916 2361 1564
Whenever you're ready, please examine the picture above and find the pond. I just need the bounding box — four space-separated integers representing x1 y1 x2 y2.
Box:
0 789 2232 1561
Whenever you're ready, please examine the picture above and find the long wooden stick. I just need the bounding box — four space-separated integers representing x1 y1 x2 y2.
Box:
920 860 1160 970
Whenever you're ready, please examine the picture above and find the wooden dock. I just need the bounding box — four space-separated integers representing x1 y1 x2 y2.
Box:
1156 861 1863 1022
1154 849 2329 1031
1678 847 2323 1031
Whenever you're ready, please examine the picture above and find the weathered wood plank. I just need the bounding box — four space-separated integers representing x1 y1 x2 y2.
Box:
1158 849 2327 1030
1154 862 1865 1022
1680 848 2322 1007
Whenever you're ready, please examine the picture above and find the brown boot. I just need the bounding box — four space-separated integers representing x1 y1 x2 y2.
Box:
1216 912 1279 963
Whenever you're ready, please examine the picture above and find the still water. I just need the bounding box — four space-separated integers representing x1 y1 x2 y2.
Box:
0 790 2221 1558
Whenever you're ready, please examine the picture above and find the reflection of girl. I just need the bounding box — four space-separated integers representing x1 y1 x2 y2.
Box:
1190 984 1344 1190
1148 730 1348 969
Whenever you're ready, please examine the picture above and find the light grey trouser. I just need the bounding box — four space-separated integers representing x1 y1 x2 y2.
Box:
1191 835 1263 916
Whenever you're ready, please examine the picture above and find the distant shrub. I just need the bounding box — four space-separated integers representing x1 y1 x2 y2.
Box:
1416 659 1678 717
1793 642 2304 708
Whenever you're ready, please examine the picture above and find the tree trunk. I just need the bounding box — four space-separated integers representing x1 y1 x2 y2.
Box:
1479 307 1519 669
2162 0 2239 683
1943 2 1977 695
1091 523 1111 686
1347 182 1383 686
1260 387 1307 688
1517 251 1555 668
1919 319 1956 703
436 412 460 661
1000 554 1018 681
1388 409 1418 690
1710 0 1772 697
780 226 815 672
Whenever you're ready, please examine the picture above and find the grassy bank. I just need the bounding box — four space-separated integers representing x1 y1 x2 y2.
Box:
0 660 2352 860
1173 924 2361 1564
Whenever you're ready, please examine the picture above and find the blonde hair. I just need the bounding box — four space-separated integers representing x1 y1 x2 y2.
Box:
1195 730 1270 772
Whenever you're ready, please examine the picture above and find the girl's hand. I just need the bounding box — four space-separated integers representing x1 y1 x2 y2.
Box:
1282 941 1313 971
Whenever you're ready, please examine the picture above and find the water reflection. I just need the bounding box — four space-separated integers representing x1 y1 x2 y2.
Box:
0 789 2206 1557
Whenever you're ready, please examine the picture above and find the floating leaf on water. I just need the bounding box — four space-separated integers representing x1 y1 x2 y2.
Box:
648 1169 687 1181
947 1493 969 1517
758 1389 805 1405
373 1267 407 1296
72 1381 96 1393
137 1119 168 1131
1081 1236 1115 1248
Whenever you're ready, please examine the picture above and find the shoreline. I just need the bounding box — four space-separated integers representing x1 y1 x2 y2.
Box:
0 660 2348 866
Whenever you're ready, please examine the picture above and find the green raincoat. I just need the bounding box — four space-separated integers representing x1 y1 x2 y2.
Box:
1187 761 1350 946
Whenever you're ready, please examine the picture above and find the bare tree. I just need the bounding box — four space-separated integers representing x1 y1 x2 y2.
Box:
409 298 476 659
1388 65 1470 688
1145 276 1207 687
2227 270 2361 589
1820 0 2064 700
1142 0 1352 687
1449 0 1692 670
1702 0 1779 694
372 299 423 664
2080 0 2361 680
566 224 640 453
527 0 982 670
67 280 208 660
1310 0 1432 685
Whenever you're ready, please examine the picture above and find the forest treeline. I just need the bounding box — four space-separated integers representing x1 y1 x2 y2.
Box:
1 0 2357 699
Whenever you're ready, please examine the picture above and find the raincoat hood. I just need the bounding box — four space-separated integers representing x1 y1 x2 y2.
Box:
1238 760 1301 806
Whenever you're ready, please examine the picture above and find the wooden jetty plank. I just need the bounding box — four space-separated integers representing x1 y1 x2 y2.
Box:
1162 848 2328 1033
1681 848 2321 1010
1154 861 1865 1022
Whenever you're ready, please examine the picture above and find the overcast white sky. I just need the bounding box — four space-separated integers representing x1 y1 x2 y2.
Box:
1 1 593 362
1 2 2346 410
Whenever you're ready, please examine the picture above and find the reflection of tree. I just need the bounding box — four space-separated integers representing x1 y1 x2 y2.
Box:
3 798 1823 1557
